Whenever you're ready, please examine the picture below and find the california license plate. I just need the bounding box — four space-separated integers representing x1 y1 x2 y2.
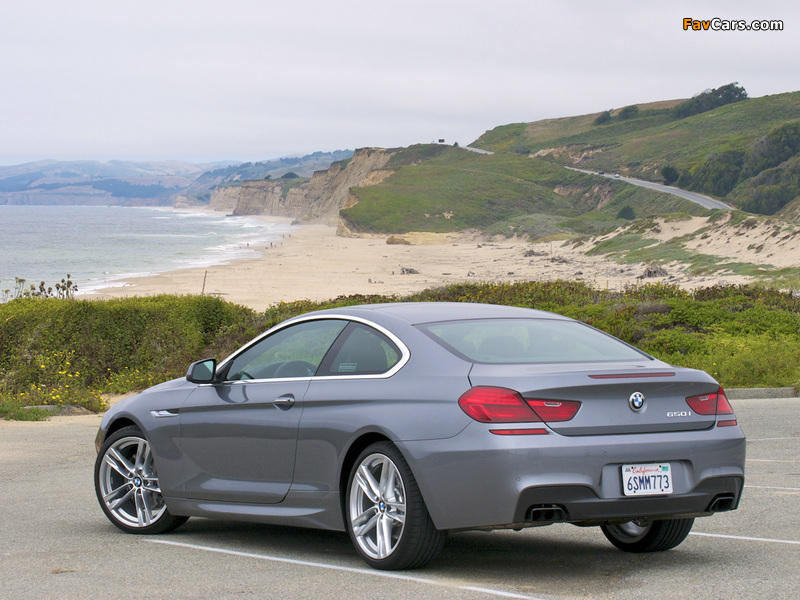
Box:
622 463 673 496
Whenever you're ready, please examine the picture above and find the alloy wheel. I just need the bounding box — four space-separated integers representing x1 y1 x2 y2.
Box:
97 434 167 529
348 452 407 560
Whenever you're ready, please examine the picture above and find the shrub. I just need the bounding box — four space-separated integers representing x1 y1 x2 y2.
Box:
672 83 748 118
662 165 679 185
594 110 612 125
0 295 256 417
617 205 636 220
2 280 799 420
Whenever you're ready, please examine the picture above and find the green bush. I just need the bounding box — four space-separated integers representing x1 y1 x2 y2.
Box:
672 83 748 119
616 206 636 220
594 110 612 125
662 165 679 185
0 295 256 418
2 281 799 420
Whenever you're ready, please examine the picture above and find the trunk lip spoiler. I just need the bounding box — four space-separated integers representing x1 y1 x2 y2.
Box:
588 372 676 379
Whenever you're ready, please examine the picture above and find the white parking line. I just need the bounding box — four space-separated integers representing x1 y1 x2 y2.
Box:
462 587 544 599
690 532 800 545
747 459 800 463
146 539 548 600
745 485 800 491
747 437 799 441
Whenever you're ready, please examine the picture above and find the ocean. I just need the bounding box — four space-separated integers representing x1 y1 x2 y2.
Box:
0 205 291 298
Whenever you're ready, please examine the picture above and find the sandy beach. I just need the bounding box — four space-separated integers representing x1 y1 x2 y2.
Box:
88 213 775 312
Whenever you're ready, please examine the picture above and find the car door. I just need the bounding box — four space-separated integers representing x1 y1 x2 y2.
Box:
178 318 348 504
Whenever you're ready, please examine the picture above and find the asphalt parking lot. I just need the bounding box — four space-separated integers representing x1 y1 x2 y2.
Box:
1 398 798 600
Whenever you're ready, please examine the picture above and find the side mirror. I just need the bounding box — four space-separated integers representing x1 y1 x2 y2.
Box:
186 358 217 384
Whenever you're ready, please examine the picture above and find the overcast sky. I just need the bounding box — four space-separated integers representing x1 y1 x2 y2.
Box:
1 0 797 165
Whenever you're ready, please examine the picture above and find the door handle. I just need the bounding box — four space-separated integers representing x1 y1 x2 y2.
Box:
272 395 295 410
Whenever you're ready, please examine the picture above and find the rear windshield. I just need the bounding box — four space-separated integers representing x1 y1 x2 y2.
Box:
418 318 649 364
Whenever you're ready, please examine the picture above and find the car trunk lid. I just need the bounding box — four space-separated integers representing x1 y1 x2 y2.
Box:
468 362 719 436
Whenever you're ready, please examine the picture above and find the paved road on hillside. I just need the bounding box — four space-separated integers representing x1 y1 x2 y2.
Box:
567 167 733 211
464 146 494 155
3 398 799 600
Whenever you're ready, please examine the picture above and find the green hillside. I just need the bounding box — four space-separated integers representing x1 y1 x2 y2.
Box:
341 86 800 240
341 145 705 238
472 87 800 217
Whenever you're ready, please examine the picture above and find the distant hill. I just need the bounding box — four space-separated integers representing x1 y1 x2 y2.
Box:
0 159 207 206
177 150 353 205
471 86 800 219
337 144 705 239
6 86 800 236
0 159 208 181
331 87 800 240
0 151 353 207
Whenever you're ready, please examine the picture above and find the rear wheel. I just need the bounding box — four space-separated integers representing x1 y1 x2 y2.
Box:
346 441 446 570
601 517 694 552
95 425 188 535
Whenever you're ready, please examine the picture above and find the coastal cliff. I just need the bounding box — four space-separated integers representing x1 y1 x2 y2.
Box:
209 148 396 223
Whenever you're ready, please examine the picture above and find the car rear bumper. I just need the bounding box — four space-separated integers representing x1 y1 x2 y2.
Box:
513 475 743 526
400 423 746 531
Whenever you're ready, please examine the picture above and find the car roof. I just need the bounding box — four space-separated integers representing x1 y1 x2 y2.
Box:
297 302 569 326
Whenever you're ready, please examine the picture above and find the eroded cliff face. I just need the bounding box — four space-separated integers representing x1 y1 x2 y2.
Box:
208 187 240 213
209 148 396 223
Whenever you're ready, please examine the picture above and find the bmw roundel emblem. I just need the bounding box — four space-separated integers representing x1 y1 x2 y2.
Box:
629 392 646 411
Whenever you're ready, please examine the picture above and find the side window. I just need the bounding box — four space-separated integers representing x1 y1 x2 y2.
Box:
320 323 401 376
226 319 347 380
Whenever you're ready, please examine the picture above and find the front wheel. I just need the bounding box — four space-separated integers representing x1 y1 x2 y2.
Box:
601 517 694 552
346 441 446 570
95 425 188 535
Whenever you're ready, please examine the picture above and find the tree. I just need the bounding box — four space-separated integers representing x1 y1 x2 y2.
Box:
662 165 679 185
741 122 800 178
687 150 745 196
616 206 636 220
619 105 639 120
281 172 300 179
672 83 748 118
594 110 612 125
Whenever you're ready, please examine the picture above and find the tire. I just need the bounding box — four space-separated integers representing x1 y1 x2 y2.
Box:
95 425 188 535
346 441 446 570
601 517 694 552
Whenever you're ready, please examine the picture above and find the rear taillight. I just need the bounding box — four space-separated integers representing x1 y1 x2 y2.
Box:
526 399 582 422
716 389 735 415
459 387 540 423
458 387 581 424
685 387 737 426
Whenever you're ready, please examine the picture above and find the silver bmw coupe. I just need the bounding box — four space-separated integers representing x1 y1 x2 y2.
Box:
94 302 745 570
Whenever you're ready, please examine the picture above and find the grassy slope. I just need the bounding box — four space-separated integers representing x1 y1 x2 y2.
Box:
342 148 578 233
473 91 800 179
340 91 799 280
341 147 703 236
